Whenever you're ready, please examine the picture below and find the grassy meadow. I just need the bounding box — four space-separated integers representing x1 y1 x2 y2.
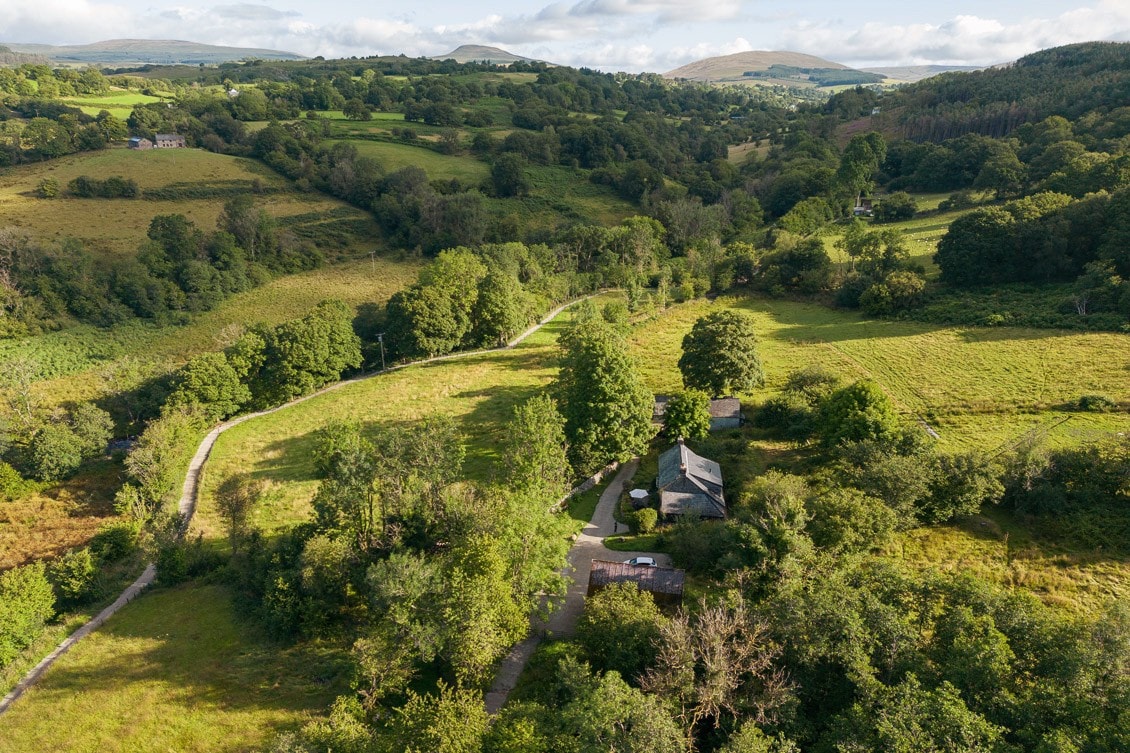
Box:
627 295 1130 453
0 584 349 753
190 299 607 542
0 147 378 256
336 138 490 183
60 88 171 119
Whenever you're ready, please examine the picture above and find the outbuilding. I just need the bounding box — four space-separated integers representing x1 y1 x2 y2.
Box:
587 559 685 607
154 133 186 148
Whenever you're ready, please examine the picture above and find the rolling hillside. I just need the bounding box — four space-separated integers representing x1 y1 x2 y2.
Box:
666 51 837 79
429 44 543 65
2 38 303 64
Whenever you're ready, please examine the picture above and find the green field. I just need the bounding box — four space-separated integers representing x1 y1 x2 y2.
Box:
191 300 600 541
0 147 378 256
0 585 349 753
61 88 170 118
332 138 490 183
627 295 1130 452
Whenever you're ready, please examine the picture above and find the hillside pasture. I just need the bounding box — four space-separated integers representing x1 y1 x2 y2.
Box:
191 298 610 542
0 257 419 568
61 88 170 118
627 295 1130 452
331 137 490 183
0 148 380 256
0 585 349 753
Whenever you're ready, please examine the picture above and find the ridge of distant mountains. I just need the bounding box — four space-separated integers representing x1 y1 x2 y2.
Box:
861 64 984 82
429 45 545 65
665 50 982 86
0 37 982 83
1 39 304 65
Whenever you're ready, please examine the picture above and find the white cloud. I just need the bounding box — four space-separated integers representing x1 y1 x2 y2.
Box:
2 1 1129 71
779 2 1130 66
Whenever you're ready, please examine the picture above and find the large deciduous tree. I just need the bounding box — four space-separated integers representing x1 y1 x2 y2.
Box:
678 310 764 397
554 315 654 474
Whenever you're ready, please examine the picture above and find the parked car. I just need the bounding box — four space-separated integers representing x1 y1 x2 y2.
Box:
624 556 657 567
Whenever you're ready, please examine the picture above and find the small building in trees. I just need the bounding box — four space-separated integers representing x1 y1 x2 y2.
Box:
653 395 742 431
154 133 186 148
708 397 741 430
587 559 685 607
656 438 726 519
853 195 874 216
127 136 153 150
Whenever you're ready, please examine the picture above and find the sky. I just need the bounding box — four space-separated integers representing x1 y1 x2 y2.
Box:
3 0 1130 72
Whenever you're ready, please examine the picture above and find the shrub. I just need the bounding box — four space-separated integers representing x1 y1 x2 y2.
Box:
0 460 27 500
1076 394 1116 412
48 548 98 607
28 422 84 481
0 562 55 668
89 521 141 563
36 177 60 198
632 507 658 534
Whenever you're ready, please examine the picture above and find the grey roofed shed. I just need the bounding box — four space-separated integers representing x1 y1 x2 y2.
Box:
656 438 725 519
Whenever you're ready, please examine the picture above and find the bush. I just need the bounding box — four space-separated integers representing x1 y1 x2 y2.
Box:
48 548 98 607
631 507 658 534
1076 394 1116 412
89 521 141 563
36 177 60 198
28 422 84 481
0 460 27 500
0 562 55 668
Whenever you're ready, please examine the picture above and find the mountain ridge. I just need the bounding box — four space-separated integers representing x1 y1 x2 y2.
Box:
2 39 304 64
429 44 544 65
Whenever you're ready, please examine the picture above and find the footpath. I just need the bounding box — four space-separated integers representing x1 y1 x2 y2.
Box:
0 295 594 715
485 459 671 713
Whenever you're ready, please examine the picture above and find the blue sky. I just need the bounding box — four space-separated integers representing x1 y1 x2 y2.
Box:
4 0 1130 71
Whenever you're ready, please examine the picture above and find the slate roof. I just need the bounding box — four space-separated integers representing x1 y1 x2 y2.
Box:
656 439 726 518
654 395 742 430
708 397 741 421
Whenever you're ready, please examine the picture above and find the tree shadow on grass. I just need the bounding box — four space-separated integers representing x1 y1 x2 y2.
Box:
12 584 350 752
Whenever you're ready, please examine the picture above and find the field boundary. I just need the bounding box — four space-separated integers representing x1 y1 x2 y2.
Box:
0 293 600 715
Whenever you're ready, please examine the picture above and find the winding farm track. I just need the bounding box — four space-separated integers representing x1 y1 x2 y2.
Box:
485 459 671 713
0 295 594 715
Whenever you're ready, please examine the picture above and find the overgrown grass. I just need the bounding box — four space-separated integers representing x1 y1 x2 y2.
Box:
0 584 350 752
627 294 1130 453
881 510 1130 614
8 257 419 408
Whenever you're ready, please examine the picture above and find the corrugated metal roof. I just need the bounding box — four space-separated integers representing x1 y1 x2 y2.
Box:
589 560 685 595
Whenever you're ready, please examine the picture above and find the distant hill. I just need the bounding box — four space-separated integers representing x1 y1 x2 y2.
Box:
429 45 541 65
2 39 304 65
665 51 882 88
0 44 50 66
862 64 984 83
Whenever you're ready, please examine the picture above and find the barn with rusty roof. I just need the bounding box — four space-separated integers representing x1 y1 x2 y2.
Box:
587 559 686 607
